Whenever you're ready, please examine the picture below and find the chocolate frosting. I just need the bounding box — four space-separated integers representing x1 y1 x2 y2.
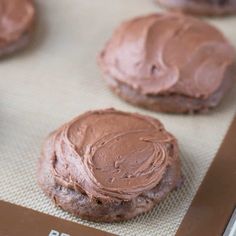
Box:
47 109 177 200
187 0 236 5
99 13 235 99
0 0 34 47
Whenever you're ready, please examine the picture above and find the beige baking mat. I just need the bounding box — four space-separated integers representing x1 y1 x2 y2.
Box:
0 1 236 235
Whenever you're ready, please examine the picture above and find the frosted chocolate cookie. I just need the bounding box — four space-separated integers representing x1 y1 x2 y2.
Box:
38 108 182 222
0 0 35 57
98 13 235 114
156 0 236 16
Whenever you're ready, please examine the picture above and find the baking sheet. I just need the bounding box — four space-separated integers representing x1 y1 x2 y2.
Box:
0 1 236 235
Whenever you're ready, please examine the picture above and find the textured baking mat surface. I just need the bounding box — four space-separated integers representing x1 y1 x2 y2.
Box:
0 1 236 236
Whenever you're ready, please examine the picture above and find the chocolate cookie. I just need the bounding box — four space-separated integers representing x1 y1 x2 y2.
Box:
0 0 35 58
156 0 236 16
98 13 235 114
38 108 182 222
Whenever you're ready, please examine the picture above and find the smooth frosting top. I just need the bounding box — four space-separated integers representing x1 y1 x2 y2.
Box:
99 13 235 98
49 109 177 200
0 0 34 47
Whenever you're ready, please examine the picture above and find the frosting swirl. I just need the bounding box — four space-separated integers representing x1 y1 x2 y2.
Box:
99 13 235 99
0 0 35 47
48 109 177 200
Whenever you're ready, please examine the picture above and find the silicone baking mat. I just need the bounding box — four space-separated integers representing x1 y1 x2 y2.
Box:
0 1 236 235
